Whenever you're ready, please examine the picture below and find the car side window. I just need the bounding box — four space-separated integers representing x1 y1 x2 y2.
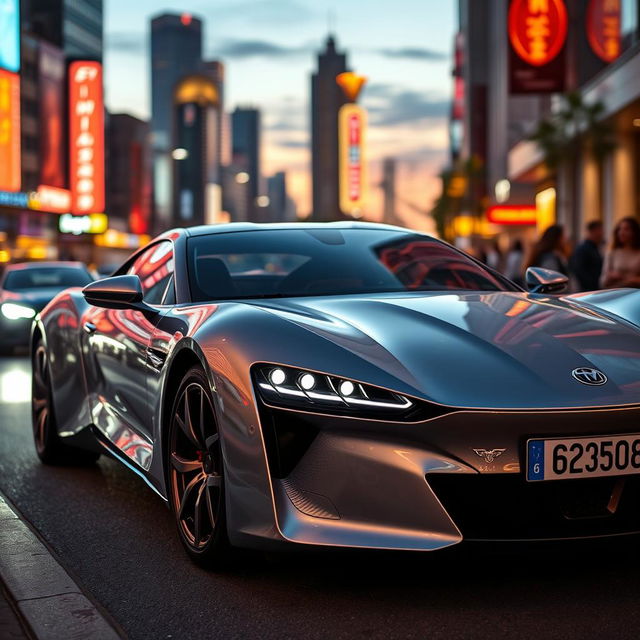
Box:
127 242 175 305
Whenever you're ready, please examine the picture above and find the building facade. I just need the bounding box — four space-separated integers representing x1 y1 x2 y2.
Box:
231 107 262 220
150 13 202 232
311 35 348 221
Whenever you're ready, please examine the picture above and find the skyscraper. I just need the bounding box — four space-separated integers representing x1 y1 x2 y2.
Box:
29 0 103 61
150 13 202 231
231 107 262 220
382 158 397 226
311 35 347 221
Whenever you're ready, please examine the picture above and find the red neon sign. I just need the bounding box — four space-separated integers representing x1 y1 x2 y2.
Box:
487 205 537 225
508 0 568 67
587 0 621 63
69 61 104 213
0 70 20 192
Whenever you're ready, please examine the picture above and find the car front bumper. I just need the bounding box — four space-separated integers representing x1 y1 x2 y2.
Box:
255 404 640 550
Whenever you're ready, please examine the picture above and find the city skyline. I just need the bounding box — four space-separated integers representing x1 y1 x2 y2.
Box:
104 0 455 228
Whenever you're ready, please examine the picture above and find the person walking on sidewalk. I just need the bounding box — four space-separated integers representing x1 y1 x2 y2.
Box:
601 217 640 288
571 220 604 291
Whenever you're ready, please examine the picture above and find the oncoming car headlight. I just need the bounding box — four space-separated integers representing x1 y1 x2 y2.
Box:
254 364 413 416
1 303 36 320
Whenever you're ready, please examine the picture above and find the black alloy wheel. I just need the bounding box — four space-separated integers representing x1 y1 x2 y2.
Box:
32 338 98 465
169 366 230 566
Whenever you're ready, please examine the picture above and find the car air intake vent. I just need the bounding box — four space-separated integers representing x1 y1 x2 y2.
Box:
282 477 340 520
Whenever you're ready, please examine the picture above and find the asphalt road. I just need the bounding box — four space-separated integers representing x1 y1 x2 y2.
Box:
2 355 640 639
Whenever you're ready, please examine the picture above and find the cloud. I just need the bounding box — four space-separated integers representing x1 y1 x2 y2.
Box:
274 139 308 149
376 47 448 61
197 0 315 26
106 31 145 54
210 38 311 59
365 89 449 126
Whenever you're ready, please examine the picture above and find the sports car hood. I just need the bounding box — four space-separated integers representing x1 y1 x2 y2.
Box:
254 291 640 409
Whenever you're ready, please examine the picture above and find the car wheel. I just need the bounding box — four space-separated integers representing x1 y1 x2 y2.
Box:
32 339 99 465
168 366 231 568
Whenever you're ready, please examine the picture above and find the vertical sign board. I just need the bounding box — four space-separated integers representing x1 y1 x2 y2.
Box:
508 0 568 94
0 0 20 73
39 43 66 188
0 69 20 191
587 0 621 63
338 103 367 217
69 61 105 214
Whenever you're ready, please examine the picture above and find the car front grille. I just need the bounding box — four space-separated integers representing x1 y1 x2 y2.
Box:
427 473 640 541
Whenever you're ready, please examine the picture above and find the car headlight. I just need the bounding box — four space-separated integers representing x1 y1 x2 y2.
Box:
254 364 413 415
1 303 36 320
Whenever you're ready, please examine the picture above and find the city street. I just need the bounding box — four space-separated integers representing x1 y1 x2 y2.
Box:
1 356 640 639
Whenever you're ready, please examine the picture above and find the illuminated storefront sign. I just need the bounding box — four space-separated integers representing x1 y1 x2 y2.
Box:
39 43 66 187
336 72 367 103
0 69 20 192
587 0 621 63
0 190 27 208
487 205 537 225
69 61 105 214
338 104 368 217
0 0 19 73
94 229 151 250
509 0 568 66
508 0 568 94
31 185 71 213
59 213 108 235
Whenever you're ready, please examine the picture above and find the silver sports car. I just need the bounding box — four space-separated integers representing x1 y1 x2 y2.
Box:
32 222 640 566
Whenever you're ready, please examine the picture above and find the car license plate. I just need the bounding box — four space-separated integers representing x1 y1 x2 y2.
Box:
527 434 640 481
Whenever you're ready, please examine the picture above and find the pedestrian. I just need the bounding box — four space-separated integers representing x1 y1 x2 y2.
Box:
570 220 604 291
601 217 640 288
484 238 503 272
526 224 570 275
504 238 524 285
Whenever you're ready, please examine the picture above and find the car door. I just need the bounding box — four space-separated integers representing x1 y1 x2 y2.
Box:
82 241 175 468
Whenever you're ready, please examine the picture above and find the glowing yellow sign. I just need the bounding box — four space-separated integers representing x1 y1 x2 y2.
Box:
338 103 368 217
336 72 367 103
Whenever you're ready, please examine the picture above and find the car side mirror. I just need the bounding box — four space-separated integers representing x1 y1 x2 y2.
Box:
525 267 569 294
82 275 147 310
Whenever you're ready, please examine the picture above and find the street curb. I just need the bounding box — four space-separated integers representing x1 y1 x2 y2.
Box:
0 492 124 640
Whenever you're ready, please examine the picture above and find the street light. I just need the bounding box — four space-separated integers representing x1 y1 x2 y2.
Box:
256 196 270 208
235 172 250 184
172 148 188 160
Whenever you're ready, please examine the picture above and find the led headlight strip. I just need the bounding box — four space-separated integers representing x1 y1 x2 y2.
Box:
256 364 412 412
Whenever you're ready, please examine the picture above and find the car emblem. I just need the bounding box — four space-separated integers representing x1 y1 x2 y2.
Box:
572 367 607 386
473 448 506 463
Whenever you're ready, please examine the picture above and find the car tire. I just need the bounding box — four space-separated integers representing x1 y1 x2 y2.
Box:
32 338 99 465
167 366 232 568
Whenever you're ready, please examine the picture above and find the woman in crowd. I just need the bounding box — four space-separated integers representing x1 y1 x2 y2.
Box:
504 238 524 285
526 224 570 275
601 217 640 288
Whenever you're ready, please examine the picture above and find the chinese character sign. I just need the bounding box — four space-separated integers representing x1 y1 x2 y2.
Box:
0 69 20 191
508 0 568 93
338 104 368 217
587 0 621 63
69 61 105 214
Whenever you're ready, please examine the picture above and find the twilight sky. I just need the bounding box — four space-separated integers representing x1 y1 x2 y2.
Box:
104 0 455 230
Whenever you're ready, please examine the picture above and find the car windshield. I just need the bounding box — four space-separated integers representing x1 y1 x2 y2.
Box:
187 229 518 301
3 267 93 291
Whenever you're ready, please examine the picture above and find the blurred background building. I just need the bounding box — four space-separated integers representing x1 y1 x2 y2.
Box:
311 35 348 222
440 0 640 254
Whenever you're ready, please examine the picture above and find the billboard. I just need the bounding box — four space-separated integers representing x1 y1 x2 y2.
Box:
338 103 368 217
69 61 105 214
0 69 20 192
508 0 568 94
39 43 66 188
487 205 537 225
0 0 19 73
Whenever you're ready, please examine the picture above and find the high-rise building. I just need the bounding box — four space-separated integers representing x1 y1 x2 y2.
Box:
171 75 221 227
311 35 348 221
29 0 103 61
381 158 397 226
150 13 202 231
107 114 151 234
231 107 262 220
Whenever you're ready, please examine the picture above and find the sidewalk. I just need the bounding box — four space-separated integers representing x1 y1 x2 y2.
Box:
0 585 29 639
0 492 122 640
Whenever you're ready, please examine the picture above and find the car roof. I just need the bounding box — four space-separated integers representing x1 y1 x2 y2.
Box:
157 221 414 240
5 261 88 271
